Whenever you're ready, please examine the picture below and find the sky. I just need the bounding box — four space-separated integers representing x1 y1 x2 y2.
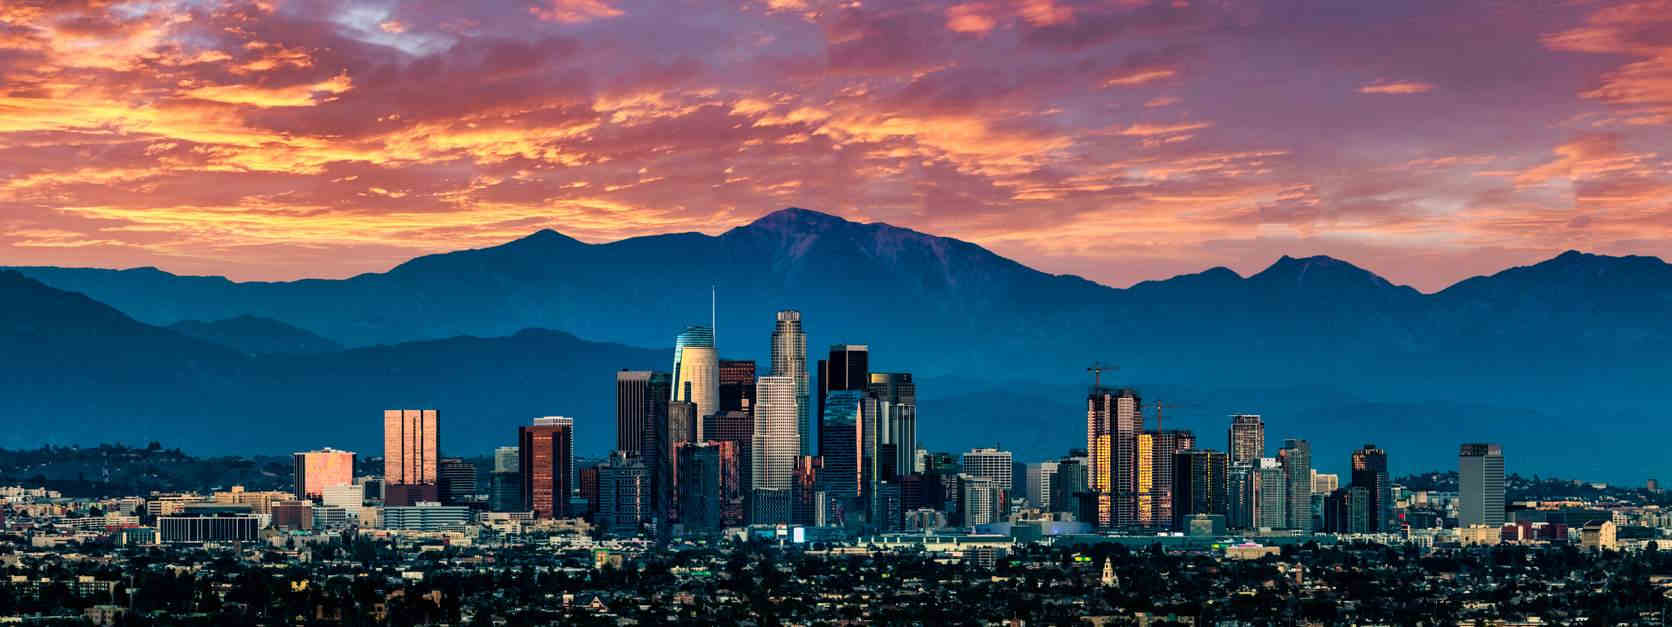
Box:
1 0 1670 292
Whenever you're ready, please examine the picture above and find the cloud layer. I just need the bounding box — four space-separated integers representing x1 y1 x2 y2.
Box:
2 0 1671 291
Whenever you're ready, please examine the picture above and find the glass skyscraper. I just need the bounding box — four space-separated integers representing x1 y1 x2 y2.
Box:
671 325 718 436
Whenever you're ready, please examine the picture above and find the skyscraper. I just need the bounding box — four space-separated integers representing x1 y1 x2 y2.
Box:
519 416 574 519
1227 414 1264 465
677 442 725 532
869 372 917 481
819 389 866 499
770 311 811 457
1460 443 1505 527
672 325 719 436
292 448 355 500
383 409 438 506
1350 444 1391 532
597 451 649 535
1279 439 1312 532
1256 457 1287 529
1142 429 1195 528
817 345 869 458
751 375 800 496
718 360 757 413
1227 462 1256 530
1172 449 1229 529
1087 388 1142 527
662 400 698 523
615 371 666 454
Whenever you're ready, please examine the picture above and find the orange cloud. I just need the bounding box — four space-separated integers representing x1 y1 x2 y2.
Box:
945 3 999 34
1358 81 1435 94
183 72 354 108
1117 121 1213 136
530 0 624 23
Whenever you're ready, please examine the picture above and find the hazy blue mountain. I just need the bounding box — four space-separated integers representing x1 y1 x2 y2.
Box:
0 271 667 456
5 211 1672 480
167 315 343 355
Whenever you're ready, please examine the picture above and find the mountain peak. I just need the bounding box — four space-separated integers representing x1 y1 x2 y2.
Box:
744 207 860 232
1249 254 1412 294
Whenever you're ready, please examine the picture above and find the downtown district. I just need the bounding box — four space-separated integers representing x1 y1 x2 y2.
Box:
6 309 1672 625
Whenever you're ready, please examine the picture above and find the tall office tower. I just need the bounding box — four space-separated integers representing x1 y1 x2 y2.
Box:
960 448 1014 491
817 345 870 454
751 376 801 496
663 401 698 522
438 458 477 504
1027 461 1060 509
718 360 757 413
597 451 649 536
1279 439 1313 531
615 371 658 454
672 326 719 436
770 311 811 457
1142 430 1195 529
292 448 355 500
1459 443 1505 527
1086 388 1142 527
819 389 866 499
383 409 439 506
1256 457 1287 529
519 417 574 519
1172 449 1229 528
1227 414 1265 464
1226 462 1256 530
869 372 917 481
1350 444 1391 532
677 443 724 532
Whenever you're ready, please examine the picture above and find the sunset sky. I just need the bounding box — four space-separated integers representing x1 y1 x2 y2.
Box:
2 0 1670 291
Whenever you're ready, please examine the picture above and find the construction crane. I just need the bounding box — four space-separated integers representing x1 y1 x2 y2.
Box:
1087 362 1117 390
1151 399 1200 433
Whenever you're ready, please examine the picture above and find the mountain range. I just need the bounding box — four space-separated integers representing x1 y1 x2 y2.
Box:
4 208 1670 481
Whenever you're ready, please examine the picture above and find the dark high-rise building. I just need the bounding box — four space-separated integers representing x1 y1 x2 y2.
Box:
489 446 521 512
791 455 821 526
718 360 757 413
597 451 649 536
1172 449 1229 529
1141 429 1195 529
820 389 866 499
770 311 811 457
1279 439 1313 532
1087 388 1141 528
1324 486 1371 533
616 371 671 454
817 345 870 454
705 409 753 494
1228 414 1264 465
438 458 477 505
578 466 600 518
519 417 574 519
1350 444 1392 532
901 472 946 512
1227 462 1256 530
1050 456 1089 516
1460 443 1505 528
677 443 724 532
664 401 698 522
869 372 917 481
383 409 439 506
